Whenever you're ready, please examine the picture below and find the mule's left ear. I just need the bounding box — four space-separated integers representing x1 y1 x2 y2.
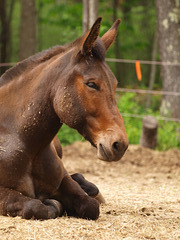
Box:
81 17 102 56
101 19 121 50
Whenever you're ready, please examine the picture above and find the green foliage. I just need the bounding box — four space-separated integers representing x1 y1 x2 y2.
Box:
36 1 82 51
57 124 83 146
117 93 180 150
117 93 143 144
158 121 180 151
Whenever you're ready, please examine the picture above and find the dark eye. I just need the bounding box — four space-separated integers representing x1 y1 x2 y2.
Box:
86 82 98 90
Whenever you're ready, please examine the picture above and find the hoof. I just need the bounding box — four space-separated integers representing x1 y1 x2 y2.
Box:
23 199 63 220
43 199 64 218
94 192 105 204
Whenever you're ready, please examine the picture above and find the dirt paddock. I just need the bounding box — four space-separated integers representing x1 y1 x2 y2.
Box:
0 141 179 240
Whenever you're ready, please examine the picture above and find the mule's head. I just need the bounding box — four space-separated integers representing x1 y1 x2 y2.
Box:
54 17 128 161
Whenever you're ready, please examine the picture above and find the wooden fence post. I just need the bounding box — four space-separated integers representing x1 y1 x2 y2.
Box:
140 115 158 149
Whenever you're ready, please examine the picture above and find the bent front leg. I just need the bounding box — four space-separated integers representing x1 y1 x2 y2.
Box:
71 173 105 204
57 174 100 220
0 187 63 219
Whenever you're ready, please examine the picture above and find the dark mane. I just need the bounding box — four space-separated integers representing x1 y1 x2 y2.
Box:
0 45 68 86
0 36 106 87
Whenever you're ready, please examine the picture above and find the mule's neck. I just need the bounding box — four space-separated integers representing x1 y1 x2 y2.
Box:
1 55 67 153
18 61 64 150
0 45 76 153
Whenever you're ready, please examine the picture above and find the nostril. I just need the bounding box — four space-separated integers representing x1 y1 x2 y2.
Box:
112 141 121 152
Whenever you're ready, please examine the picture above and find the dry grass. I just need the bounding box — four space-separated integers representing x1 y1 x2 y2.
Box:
0 142 180 240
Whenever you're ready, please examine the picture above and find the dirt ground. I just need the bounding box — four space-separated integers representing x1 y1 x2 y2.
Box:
0 141 179 240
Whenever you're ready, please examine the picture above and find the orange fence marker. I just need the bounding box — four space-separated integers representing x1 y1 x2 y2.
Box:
135 60 142 81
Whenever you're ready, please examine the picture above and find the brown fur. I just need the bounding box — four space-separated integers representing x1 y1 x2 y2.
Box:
0 18 128 220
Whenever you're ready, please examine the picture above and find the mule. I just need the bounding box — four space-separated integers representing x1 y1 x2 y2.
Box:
0 17 128 220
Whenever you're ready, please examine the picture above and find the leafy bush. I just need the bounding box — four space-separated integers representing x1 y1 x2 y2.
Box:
117 93 180 150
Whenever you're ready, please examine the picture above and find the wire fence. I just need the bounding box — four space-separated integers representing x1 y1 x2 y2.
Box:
0 62 16 67
120 113 180 122
1 58 180 66
107 58 180 122
106 58 180 66
116 88 180 96
116 88 180 122
1 59 180 122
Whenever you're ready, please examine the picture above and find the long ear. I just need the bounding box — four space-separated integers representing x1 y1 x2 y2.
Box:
101 19 121 50
81 17 102 56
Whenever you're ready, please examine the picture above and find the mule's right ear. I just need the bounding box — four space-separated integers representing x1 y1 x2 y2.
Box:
81 17 102 56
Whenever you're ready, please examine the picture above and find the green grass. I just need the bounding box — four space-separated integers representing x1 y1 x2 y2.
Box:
57 93 180 151
57 124 83 147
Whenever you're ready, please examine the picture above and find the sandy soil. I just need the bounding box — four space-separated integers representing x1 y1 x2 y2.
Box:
0 141 179 240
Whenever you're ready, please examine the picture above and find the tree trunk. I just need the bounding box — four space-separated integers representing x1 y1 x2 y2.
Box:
156 0 180 118
140 116 158 149
146 29 158 108
19 0 37 61
88 0 98 28
0 0 15 75
83 0 89 33
118 1 132 86
82 0 98 33
0 0 7 75
112 0 121 84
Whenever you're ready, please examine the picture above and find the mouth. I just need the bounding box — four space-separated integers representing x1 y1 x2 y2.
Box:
83 136 112 161
98 143 112 162
83 131 128 162
97 141 128 162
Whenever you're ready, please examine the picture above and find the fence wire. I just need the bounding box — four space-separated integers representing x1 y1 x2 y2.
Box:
120 113 180 123
116 88 180 96
106 58 180 66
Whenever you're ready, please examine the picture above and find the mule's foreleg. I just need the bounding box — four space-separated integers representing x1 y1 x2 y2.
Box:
0 187 63 219
57 174 100 220
71 173 105 204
